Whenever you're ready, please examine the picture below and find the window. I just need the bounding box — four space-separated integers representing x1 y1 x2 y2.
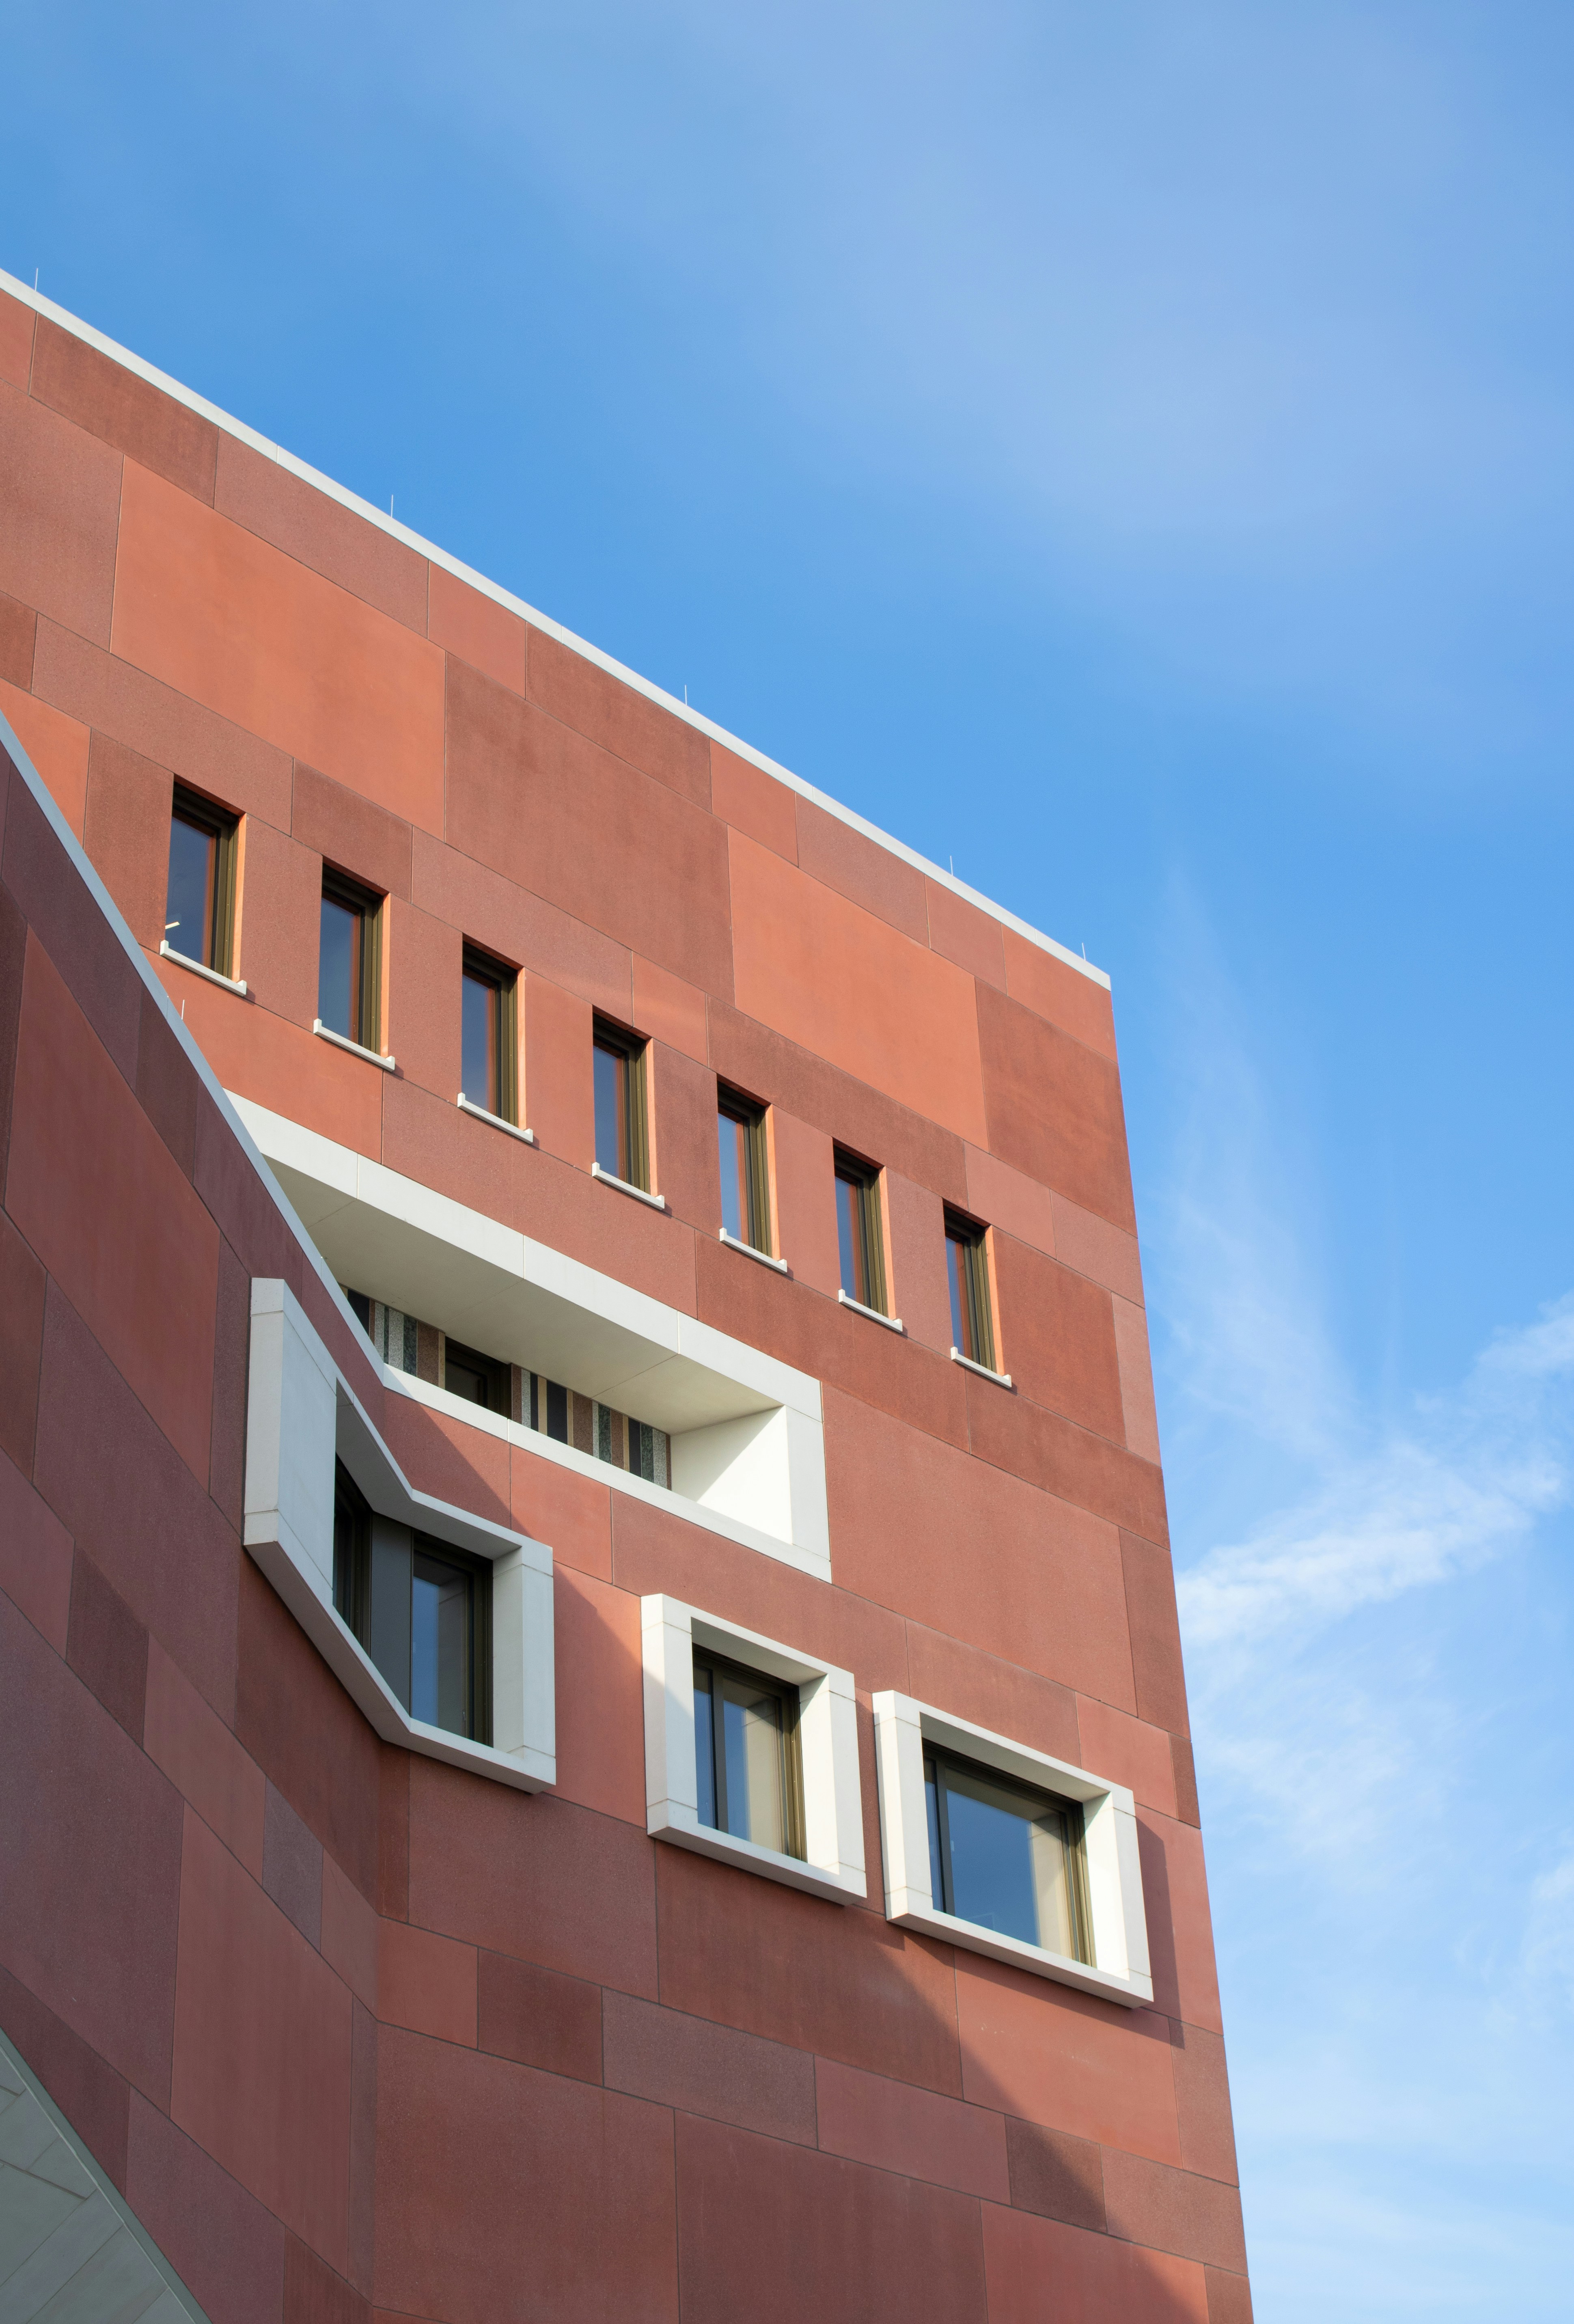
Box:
717 1087 770 1252
593 1017 649 1188
925 1748 1089 1960
319 870 382 1050
641 1595 865 1902
444 1337 510 1414
834 1150 886 1312
330 1457 492 1742
461 944 518 1121
164 786 238 975
871 1691 1153 2006
693 1648 805 1860
945 1210 996 1369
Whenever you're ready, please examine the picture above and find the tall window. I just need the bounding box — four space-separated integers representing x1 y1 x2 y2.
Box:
925 1748 1090 1961
945 1210 996 1369
834 1150 886 1312
319 871 382 1050
331 1460 491 1742
444 1337 510 1414
693 1649 805 1860
461 944 518 1121
593 1018 649 1188
717 1086 770 1251
164 787 238 976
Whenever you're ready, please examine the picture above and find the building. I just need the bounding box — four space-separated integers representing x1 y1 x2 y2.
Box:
0 269 1251 2324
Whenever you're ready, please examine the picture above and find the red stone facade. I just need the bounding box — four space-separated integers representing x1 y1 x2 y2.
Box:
0 278 1251 2323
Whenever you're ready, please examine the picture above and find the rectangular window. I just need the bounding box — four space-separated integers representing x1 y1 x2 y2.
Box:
165 786 238 975
925 1748 1091 1962
834 1150 886 1313
319 871 382 1050
331 1461 491 1742
945 1210 996 1369
461 944 518 1121
692 1649 805 1860
444 1337 510 1414
593 1017 649 1188
717 1086 770 1252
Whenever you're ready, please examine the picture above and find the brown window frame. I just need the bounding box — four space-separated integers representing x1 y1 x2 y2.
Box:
461 942 519 1123
717 1084 771 1253
944 1208 996 1371
692 1646 806 1862
166 784 239 977
834 1148 886 1314
319 867 384 1052
592 1015 650 1189
924 1744 1093 1964
330 1459 492 1745
443 1335 511 1415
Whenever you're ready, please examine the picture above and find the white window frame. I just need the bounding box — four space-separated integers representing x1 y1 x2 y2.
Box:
641 1595 865 1904
244 1277 555 1789
871 1692 1151 2007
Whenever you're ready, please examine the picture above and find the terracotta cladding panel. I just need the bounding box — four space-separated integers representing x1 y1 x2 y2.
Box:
427 564 527 693
477 1949 603 2085
384 903 460 1101
981 2204 1210 2324
0 1962 132 2196
110 464 446 832
1003 928 1119 1059
293 761 412 900
963 1148 1055 1257
634 953 708 1065
411 827 629 1011
0 290 34 390
0 1444 72 1651
3 778 143 1081
977 980 1135 1231
510 1441 611 1581
126 2094 287 2324
551 1563 646 1827
83 730 174 951
729 832 988 1145
1138 1812 1223 2035
903 1624 1080 1767
0 593 37 688
163 966 383 1155
235 1560 381 1900
814 2055 1009 2199
527 626 709 807
604 1989 818 2144
649 1040 719 1232
445 659 732 993
956 1951 1180 2164
1102 2149 1248 2273
994 1237 1125 1443
0 1212 47 1481
709 741 797 859
794 796 929 941
0 379 121 647
213 435 428 630
0 679 87 840
927 878 1007 987
966 1372 1169 1546
32 324 217 500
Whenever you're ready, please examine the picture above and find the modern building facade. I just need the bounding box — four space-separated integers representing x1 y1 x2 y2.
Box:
0 269 1252 2322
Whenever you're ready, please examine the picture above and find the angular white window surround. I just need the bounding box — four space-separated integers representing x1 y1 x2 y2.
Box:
838 1289 904 1334
951 1347 1013 1388
871 1692 1151 2007
234 1096 831 1580
591 1162 667 1211
244 1277 554 1789
642 1596 865 1903
313 1019 396 1071
720 1227 789 1274
457 1092 535 1143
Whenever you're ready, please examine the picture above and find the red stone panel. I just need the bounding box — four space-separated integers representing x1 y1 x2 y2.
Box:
1173 1733 1201 1827
0 289 34 390
528 627 709 808
111 465 446 834
378 1398 510 1532
285 2234 369 2324
603 1989 817 2143
1102 2148 1248 2272
410 828 631 1016
0 1961 132 2194
427 563 526 693
1121 1532 1190 1736
321 1852 379 2012
904 1624 1080 1768
293 761 413 901
523 973 593 1166
709 742 796 859
1076 1697 1179 1818
552 1565 645 1825
3 778 143 1082
633 952 708 1065
0 677 89 839
172 1808 353 2270
994 1239 1125 1442
379 1921 478 2046
966 1373 1169 1546
767 1107 840 1294
956 1952 1181 2165
675 2112 988 2324
963 1146 1056 1259
384 901 460 1100
1170 2026 1239 2186
477 1950 603 2085
1004 2115 1107 2229
648 1041 718 1232
982 2201 1210 2324
1114 1292 1162 1462
509 1446 612 1581
165 966 382 1155
885 1170 952 1352
794 797 929 942
1001 929 1119 1062
1137 1813 1223 2035
214 435 428 630
32 324 218 500
136 983 200 1177
126 2094 287 2324
82 730 174 950
926 879 1007 988
815 2055 1009 2198
0 1592 182 2104
0 1447 71 1650
0 592 35 687
1206 2264 1255 2322
10 940 219 1480
977 981 1134 1232
0 1211 47 1477
236 1560 382 1901
0 381 122 645
66 1552 148 1741
374 2030 678 2322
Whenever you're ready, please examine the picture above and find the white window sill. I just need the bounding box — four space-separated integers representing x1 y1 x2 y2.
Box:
313 1019 396 1072
457 1093 535 1144
160 940 246 997
592 1162 666 1211
951 1347 1013 1388
884 1895 1151 2008
720 1227 788 1274
838 1289 903 1334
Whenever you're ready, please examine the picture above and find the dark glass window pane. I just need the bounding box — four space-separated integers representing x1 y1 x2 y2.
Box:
719 1673 785 1853
461 970 497 1111
694 1664 717 1828
940 1764 1076 1955
594 1042 625 1177
411 1552 471 1735
319 894 361 1040
926 1757 945 1906
546 1380 568 1443
947 1233 970 1358
446 1353 489 1407
718 1111 746 1242
836 1174 863 1301
166 815 215 965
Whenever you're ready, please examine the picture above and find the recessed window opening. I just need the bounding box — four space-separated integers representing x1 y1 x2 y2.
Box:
693 1648 805 1860
718 1086 770 1252
165 786 238 974
461 944 518 1121
319 870 382 1049
593 1017 649 1188
925 1748 1090 1961
330 1459 491 1743
444 1337 510 1413
945 1209 996 1369
834 1150 886 1313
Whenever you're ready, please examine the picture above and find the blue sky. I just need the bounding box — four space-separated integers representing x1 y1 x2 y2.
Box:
9 4 1574 2312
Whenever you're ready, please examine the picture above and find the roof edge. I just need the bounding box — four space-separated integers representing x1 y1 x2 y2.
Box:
1 269 1111 994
